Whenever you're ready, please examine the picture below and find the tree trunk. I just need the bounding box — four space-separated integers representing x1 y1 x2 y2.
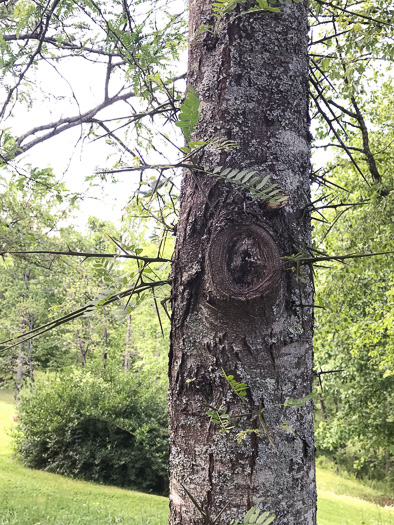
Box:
318 392 328 421
25 310 35 382
15 267 34 400
26 330 34 381
124 314 132 371
169 2 316 524
76 329 88 368
385 451 392 475
14 348 24 403
102 307 108 363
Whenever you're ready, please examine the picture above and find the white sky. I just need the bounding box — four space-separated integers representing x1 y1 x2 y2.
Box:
10 61 156 227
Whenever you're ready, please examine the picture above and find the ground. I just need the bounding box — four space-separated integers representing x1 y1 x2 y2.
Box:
0 390 393 525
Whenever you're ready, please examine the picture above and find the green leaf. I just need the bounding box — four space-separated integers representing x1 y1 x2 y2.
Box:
194 24 214 38
283 392 315 407
175 86 200 142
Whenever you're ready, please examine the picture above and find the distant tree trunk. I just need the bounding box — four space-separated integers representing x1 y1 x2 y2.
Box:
14 349 24 403
124 314 132 371
169 1 316 524
102 307 108 363
75 329 88 367
26 327 34 381
386 402 392 473
385 452 392 474
318 392 328 421
15 267 35 400
25 304 35 382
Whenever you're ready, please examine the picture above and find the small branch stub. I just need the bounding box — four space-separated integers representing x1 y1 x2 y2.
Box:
207 224 281 300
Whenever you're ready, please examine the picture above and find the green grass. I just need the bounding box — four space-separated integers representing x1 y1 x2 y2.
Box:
1 389 394 525
317 468 394 525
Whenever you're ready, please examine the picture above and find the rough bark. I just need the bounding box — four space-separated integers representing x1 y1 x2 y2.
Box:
169 2 316 524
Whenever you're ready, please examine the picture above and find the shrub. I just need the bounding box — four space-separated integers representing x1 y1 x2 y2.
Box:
12 365 169 494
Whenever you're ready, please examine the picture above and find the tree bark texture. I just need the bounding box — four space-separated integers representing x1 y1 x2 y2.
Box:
169 1 316 524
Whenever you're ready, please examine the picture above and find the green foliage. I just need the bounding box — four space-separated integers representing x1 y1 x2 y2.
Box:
222 369 249 400
1 391 169 525
229 507 276 525
236 428 260 444
203 166 287 204
12 365 169 494
175 86 200 143
312 84 394 483
283 392 315 408
194 0 281 37
206 405 234 434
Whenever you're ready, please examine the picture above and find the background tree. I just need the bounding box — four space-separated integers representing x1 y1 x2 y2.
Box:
312 80 394 481
0 170 77 389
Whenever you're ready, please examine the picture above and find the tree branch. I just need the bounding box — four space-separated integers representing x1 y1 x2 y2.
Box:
4 73 185 162
0 249 172 263
0 0 61 120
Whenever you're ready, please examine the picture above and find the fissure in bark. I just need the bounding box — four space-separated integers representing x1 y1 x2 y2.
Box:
169 1 316 524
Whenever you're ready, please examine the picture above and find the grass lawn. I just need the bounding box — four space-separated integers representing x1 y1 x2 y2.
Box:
1 390 393 524
317 469 394 525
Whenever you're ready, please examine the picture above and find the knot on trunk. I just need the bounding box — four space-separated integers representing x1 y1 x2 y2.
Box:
207 224 281 300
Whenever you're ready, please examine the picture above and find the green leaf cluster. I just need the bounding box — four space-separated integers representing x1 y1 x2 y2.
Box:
222 369 249 400
204 166 287 204
230 506 276 525
175 86 200 143
206 406 234 433
283 392 315 408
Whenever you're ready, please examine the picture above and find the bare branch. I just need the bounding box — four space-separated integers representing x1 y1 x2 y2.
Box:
0 249 172 263
291 251 394 265
0 279 169 352
350 96 382 183
2 33 124 58
3 73 185 162
310 87 369 185
314 0 390 26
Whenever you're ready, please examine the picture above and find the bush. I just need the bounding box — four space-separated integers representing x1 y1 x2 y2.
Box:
12 365 169 494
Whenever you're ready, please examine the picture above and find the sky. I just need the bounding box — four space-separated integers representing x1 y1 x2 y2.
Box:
9 60 153 227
